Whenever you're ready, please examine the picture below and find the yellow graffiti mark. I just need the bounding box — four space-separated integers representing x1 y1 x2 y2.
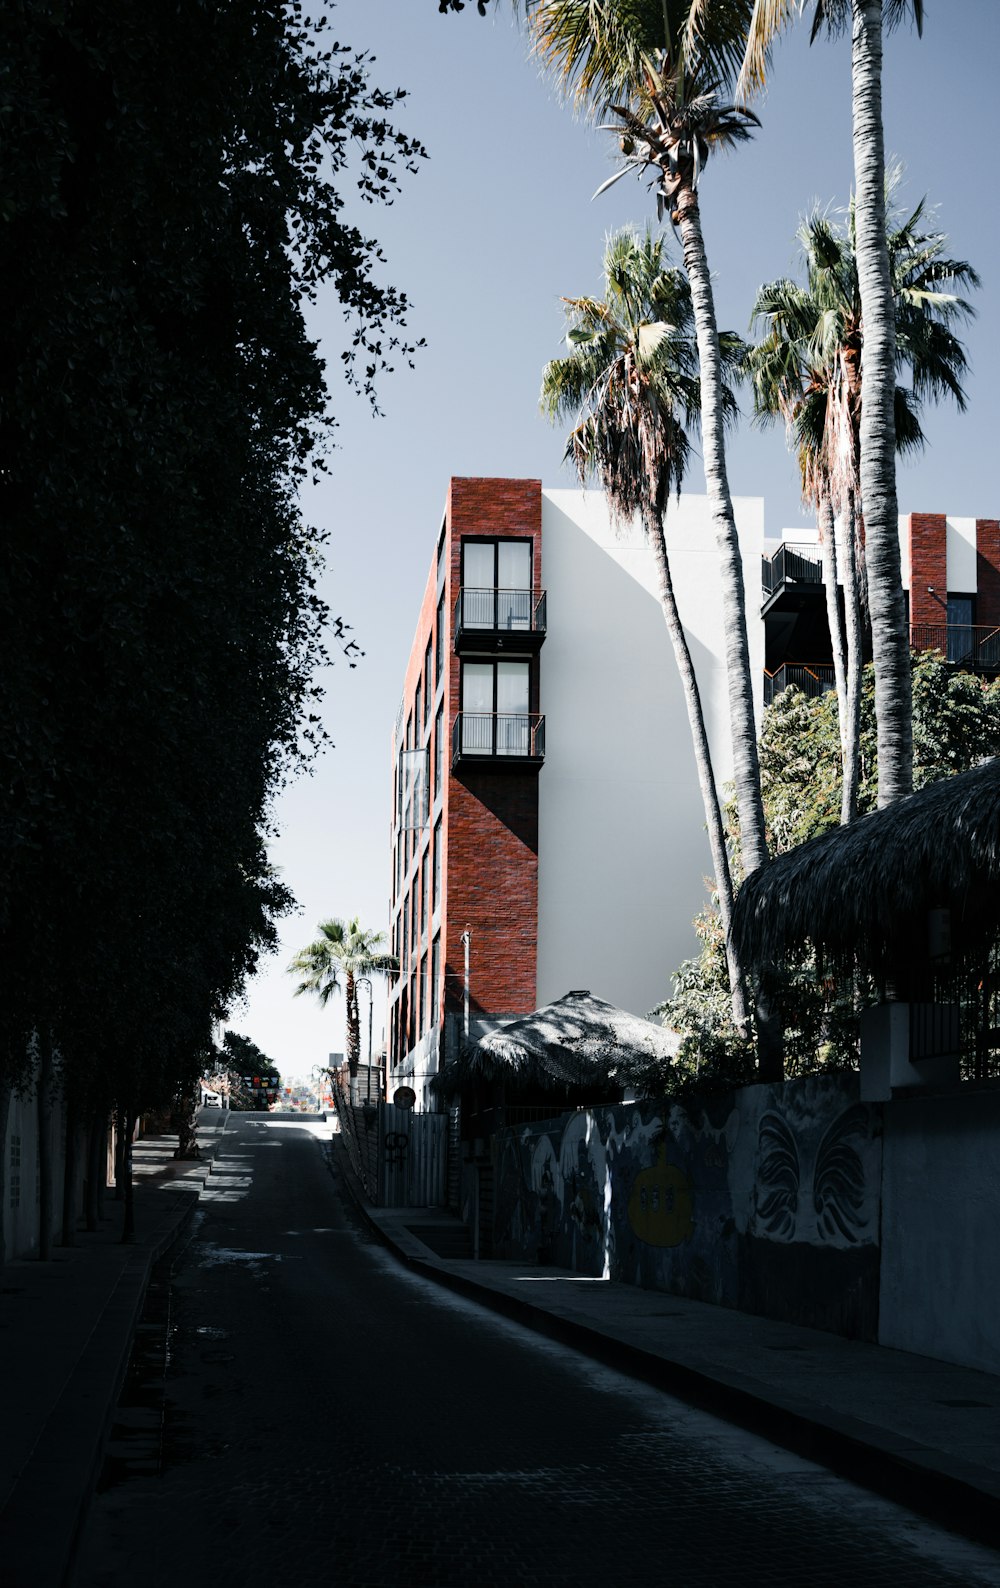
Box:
627 1147 694 1248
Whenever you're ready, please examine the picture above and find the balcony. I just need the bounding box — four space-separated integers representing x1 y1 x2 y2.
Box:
764 663 836 706
762 543 824 599
911 623 1000 675
454 588 547 653
452 712 546 769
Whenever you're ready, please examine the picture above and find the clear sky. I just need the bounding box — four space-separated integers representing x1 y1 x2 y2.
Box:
235 0 1000 1080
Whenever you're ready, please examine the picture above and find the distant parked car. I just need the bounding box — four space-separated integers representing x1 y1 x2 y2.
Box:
201 1090 222 1108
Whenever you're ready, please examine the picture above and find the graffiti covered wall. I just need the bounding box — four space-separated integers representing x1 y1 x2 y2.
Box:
491 1074 882 1340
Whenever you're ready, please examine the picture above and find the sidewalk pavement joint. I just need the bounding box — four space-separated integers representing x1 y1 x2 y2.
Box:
330 1135 1000 1553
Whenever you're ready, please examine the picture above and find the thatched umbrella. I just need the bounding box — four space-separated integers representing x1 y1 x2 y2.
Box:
432 990 681 1101
731 757 1000 982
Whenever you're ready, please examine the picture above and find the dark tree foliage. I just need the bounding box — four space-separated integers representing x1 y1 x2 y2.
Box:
0 2 425 1131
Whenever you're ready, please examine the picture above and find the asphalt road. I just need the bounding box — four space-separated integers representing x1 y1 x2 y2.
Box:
73 1113 1000 1588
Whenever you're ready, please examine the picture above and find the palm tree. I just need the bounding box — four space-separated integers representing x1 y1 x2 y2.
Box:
721 0 927 806
541 225 750 1032
288 918 397 1104
748 192 978 821
523 1 770 879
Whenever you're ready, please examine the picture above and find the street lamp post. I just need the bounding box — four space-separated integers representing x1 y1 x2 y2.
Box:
356 977 374 1102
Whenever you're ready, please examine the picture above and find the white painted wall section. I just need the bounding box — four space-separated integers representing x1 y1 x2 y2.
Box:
947 516 978 593
535 489 764 1020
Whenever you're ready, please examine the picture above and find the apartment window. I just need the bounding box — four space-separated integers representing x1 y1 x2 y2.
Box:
414 678 422 741
461 660 530 755
424 638 433 724
435 706 444 795
435 592 446 684
461 538 532 630
420 852 428 937
421 955 429 1038
431 934 440 1028
433 818 442 911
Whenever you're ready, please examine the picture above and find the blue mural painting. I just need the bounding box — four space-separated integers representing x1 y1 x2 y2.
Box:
490 1073 882 1340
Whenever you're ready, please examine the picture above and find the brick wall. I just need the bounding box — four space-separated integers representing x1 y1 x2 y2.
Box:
907 512 947 632
443 479 542 1026
977 519 1000 629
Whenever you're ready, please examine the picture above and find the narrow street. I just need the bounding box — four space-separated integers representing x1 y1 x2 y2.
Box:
74 1113 1000 1588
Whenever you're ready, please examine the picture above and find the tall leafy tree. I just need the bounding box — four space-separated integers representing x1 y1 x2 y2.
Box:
748 191 978 822
523 1 770 878
289 919 397 1103
541 226 750 1032
2 0 424 1250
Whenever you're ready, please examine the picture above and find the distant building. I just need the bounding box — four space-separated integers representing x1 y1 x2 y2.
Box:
387 477 764 1108
762 513 1000 701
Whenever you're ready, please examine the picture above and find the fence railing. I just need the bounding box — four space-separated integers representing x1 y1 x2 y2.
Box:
452 712 545 763
764 663 836 705
762 544 824 597
910 622 1000 672
455 587 547 638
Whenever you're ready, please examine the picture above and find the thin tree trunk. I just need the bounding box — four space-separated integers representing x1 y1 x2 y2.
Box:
840 492 864 824
852 0 911 805
37 1030 54 1260
644 503 750 1034
114 1100 128 1201
61 1098 79 1247
676 188 769 876
0 1075 10 1269
818 495 848 752
122 1107 137 1244
84 1111 104 1232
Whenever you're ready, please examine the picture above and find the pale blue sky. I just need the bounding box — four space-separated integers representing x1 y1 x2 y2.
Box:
236 1 1000 1078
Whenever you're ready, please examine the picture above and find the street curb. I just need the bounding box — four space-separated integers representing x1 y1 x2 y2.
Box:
329 1138 1000 1553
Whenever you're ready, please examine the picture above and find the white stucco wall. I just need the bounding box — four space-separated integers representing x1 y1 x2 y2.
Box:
535 489 764 1018
946 516 978 593
878 1090 1000 1375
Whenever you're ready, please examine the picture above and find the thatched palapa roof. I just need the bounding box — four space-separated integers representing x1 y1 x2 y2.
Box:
432 990 681 1099
731 757 1000 976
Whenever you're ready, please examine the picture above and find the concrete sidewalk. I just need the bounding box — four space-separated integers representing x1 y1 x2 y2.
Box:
0 1115 229 1588
332 1139 1000 1551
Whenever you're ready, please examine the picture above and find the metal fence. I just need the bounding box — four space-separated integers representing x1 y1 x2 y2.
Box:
763 663 836 705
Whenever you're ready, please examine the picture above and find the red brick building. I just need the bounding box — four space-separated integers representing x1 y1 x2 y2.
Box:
388 478 547 1101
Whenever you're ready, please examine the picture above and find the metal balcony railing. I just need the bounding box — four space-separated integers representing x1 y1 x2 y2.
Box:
762 544 824 598
452 712 545 765
910 623 1000 673
454 588 547 645
764 663 836 706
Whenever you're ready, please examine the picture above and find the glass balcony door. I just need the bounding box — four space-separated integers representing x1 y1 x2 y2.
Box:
461 539 532 631
460 660 530 756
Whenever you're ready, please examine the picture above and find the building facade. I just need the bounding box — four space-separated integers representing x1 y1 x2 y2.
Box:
387 477 764 1106
762 513 1000 700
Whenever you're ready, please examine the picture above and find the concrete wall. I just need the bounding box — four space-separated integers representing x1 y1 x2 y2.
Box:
879 1088 1000 1374
536 490 764 1017
491 1073 881 1341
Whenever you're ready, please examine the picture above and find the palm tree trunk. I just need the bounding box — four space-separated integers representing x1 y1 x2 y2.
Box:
346 971 361 1105
840 492 864 825
644 503 749 1034
851 0 911 805
818 495 848 752
676 187 769 875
